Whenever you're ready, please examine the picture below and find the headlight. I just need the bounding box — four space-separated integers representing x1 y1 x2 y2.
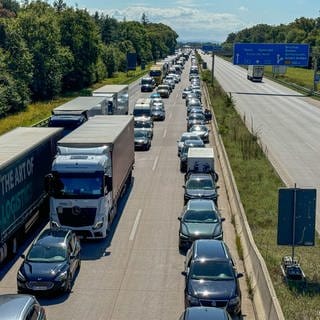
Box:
51 220 60 228
186 294 199 304
17 270 26 281
55 271 68 281
179 232 189 239
93 221 103 229
229 296 240 305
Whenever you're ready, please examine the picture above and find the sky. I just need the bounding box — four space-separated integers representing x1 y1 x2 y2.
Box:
62 0 320 42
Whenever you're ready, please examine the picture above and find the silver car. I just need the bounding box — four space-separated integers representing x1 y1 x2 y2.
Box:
0 294 47 319
177 132 202 156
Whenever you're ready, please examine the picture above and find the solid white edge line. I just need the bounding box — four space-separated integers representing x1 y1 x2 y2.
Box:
129 209 142 241
152 156 159 171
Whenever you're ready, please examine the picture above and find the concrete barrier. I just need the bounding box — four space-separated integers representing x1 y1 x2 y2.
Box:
203 83 285 320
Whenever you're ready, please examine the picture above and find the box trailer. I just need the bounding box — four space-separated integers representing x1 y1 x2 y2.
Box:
0 127 62 263
92 85 129 115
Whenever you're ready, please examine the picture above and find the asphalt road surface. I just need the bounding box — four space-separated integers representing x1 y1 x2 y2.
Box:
202 53 320 233
0 56 255 319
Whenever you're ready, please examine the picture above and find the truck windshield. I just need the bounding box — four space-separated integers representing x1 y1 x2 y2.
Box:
53 172 104 198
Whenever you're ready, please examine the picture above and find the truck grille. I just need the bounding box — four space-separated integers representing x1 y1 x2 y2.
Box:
58 207 96 227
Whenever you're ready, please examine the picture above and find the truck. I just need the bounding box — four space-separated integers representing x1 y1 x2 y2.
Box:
47 115 135 239
132 98 153 120
185 147 218 182
247 65 264 82
92 85 129 115
48 96 108 135
0 127 62 264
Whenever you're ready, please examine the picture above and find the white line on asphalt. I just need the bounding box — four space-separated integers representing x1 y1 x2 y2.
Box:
129 209 142 241
152 156 159 171
163 128 167 138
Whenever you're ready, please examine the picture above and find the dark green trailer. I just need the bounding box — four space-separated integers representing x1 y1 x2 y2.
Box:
0 127 62 264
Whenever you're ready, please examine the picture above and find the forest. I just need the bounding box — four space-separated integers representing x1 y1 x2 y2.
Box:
0 0 178 117
223 17 320 50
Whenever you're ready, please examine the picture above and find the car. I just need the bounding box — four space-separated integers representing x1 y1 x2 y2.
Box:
185 93 199 106
0 294 47 320
183 173 218 205
140 77 155 92
157 84 170 98
149 92 161 99
182 87 193 99
134 118 154 139
178 199 225 250
151 97 164 109
17 228 81 295
183 239 243 315
189 124 210 143
169 73 181 83
163 78 175 91
134 129 151 150
187 113 206 131
178 306 232 320
151 105 165 121
177 132 202 156
180 140 205 172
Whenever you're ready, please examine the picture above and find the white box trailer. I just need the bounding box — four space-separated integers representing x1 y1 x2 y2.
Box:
187 147 215 174
48 116 134 239
247 65 264 82
92 85 129 115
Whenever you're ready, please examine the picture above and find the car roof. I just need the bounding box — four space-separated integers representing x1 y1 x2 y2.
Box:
187 199 215 211
193 240 230 261
184 306 228 320
0 294 35 319
36 228 70 246
184 140 204 146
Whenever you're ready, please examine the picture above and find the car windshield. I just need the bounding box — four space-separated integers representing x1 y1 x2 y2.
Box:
135 131 147 138
191 126 206 132
135 121 152 129
181 135 199 142
186 178 214 190
190 260 234 280
189 114 205 121
141 79 152 85
184 210 218 223
133 109 151 117
27 244 67 262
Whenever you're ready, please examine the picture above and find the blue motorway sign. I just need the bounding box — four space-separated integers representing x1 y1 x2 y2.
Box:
277 188 316 246
233 43 310 66
202 45 222 53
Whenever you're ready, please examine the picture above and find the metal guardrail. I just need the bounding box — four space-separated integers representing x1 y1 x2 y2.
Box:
202 83 285 320
268 76 320 97
32 116 50 127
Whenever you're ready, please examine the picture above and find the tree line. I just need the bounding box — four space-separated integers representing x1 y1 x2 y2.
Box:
0 0 178 117
223 17 320 51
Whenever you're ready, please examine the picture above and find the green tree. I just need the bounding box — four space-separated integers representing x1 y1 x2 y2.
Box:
17 1 64 99
59 8 101 89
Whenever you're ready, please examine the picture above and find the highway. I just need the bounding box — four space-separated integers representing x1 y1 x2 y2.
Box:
202 54 320 232
0 57 255 319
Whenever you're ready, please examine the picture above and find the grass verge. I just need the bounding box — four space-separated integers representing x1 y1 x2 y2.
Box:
203 71 320 320
0 66 149 135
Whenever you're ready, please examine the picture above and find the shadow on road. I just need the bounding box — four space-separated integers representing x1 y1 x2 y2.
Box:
79 177 134 261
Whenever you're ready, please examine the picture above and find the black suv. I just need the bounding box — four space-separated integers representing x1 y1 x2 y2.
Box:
17 228 81 295
179 307 232 320
182 239 243 316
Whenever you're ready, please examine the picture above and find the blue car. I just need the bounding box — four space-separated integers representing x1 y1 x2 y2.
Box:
17 229 81 295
